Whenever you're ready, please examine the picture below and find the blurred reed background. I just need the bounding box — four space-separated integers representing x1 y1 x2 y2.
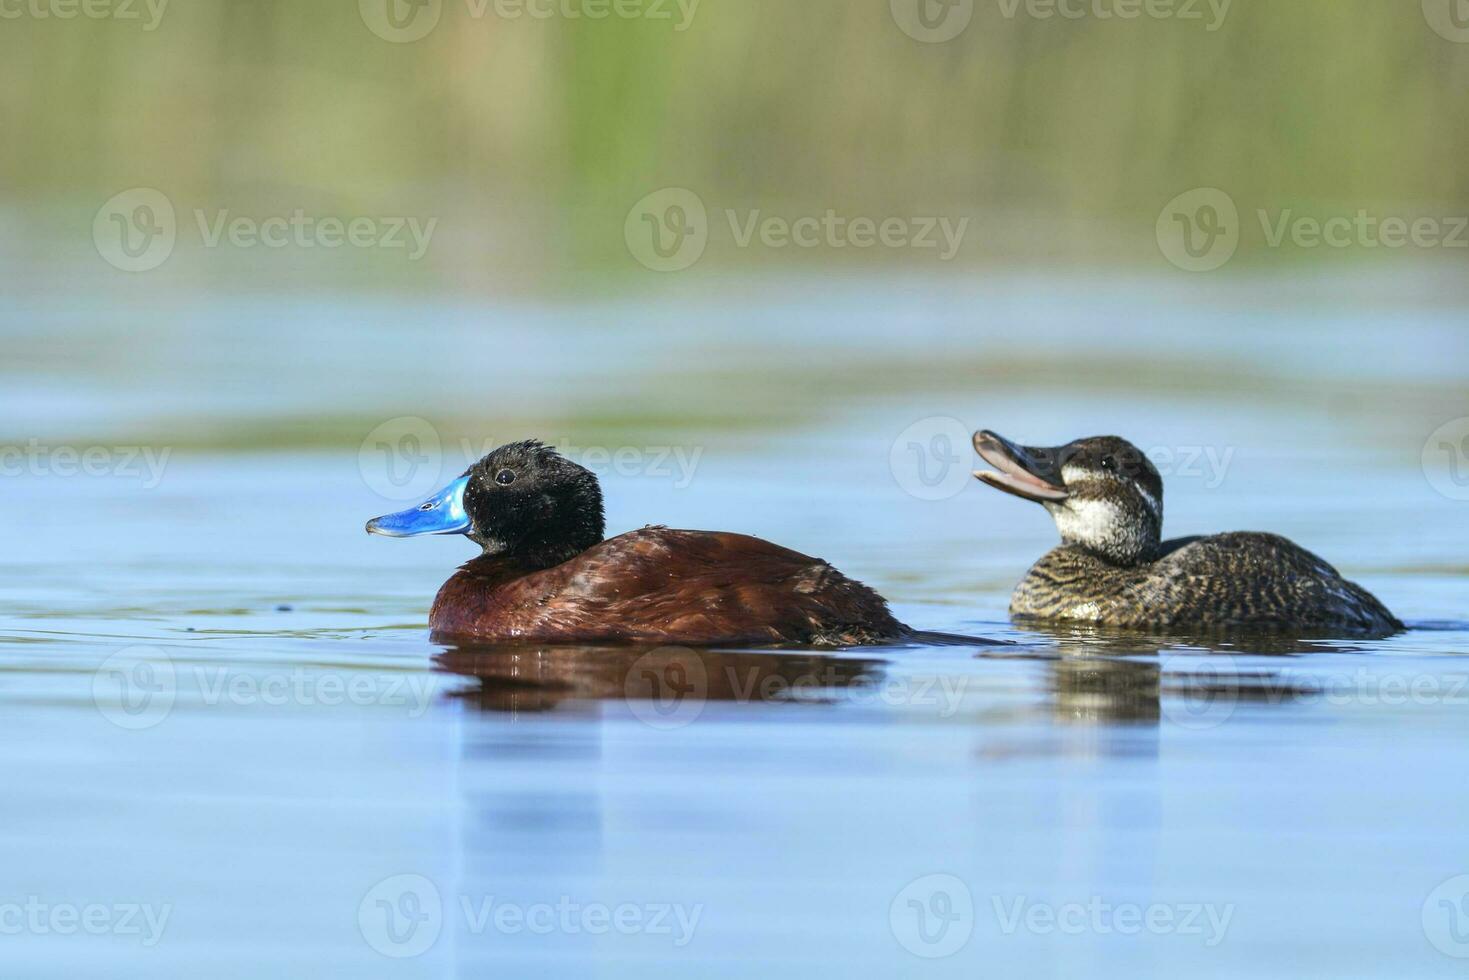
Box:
1 0 1467 457
2 0 1468 294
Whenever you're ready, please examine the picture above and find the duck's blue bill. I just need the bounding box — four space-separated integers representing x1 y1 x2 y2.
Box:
366 476 471 537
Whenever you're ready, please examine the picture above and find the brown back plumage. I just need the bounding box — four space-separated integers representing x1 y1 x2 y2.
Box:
430 527 906 646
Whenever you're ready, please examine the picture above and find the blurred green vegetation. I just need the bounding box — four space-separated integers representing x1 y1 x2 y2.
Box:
1 0 1467 290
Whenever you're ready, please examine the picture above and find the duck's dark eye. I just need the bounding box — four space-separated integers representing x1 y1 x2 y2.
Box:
1100 456 1117 472
418 502 434 511
495 469 516 486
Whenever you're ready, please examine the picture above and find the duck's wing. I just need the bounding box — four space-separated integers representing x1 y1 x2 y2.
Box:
1157 532 1401 634
487 527 906 646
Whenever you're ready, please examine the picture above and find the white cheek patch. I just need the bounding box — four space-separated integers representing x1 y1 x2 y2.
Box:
1061 463 1090 485
1055 498 1125 546
1135 484 1162 522
1061 465 1163 525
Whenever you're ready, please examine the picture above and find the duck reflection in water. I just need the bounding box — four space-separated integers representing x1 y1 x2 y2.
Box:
1013 620 1364 730
434 642 887 715
434 624 1354 726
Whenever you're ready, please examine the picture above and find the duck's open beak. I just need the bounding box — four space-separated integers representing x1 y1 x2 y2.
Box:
366 475 472 537
972 430 1070 503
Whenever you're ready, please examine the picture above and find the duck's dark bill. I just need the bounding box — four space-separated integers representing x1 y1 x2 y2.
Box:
972 429 1070 503
366 476 472 537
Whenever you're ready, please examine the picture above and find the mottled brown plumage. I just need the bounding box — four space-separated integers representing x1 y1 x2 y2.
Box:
974 430 1402 637
1012 532 1400 634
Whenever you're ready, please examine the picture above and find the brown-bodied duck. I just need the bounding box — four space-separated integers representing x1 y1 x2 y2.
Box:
367 440 908 646
972 430 1402 636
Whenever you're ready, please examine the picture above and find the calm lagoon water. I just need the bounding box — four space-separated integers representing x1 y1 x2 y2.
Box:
3 273 1469 977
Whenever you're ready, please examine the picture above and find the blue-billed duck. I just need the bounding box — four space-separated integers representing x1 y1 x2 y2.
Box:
972 430 1402 636
366 440 906 646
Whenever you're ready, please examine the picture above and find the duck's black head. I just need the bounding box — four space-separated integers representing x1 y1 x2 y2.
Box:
972 430 1163 566
366 440 606 569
